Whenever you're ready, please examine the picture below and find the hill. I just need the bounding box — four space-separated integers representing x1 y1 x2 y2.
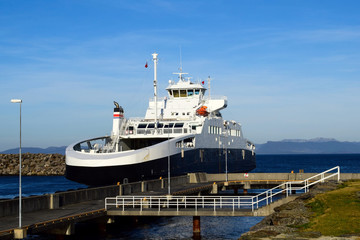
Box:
256 138 360 154
0 146 67 155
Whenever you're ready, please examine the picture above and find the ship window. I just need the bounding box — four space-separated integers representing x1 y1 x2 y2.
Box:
173 90 180 97
168 90 173 96
147 123 155 128
138 124 147 128
195 89 200 95
187 90 194 96
164 123 174 128
187 112 190 115
128 126 134 134
157 123 163 128
174 123 184 128
182 112 185 115
180 90 186 97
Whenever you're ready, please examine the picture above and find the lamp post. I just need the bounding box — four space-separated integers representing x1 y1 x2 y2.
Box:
11 99 22 229
167 124 171 195
223 128 229 183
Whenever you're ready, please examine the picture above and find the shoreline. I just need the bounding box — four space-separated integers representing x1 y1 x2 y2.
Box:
239 181 360 240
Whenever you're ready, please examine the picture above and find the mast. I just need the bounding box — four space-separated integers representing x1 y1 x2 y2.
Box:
208 76 211 99
152 52 158 129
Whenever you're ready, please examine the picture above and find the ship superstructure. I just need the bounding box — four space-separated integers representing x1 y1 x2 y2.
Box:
65 53 256 186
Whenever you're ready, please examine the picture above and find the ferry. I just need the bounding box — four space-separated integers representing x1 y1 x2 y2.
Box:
65 53 256 186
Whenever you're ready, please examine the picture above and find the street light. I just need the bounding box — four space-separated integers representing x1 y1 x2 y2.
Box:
167 124 171 195
11 99 22 229
222 128 229 183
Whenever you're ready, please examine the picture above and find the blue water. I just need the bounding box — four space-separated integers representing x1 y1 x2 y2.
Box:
104 216 264 240
1 154 359 239
0 176 87 199
254 154 360 173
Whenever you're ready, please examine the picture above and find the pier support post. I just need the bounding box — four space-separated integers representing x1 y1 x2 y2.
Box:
65 223 75 235
46 223 75 236
193 216 201 239
161 178 165 189
14 228 27 239
243 182 251 195
50 193 59 209
211 183 218 194
141 181 146 192
118 184 123 196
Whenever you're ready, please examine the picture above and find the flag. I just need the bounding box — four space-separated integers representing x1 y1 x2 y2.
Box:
145 61 148 68
202 81 204 85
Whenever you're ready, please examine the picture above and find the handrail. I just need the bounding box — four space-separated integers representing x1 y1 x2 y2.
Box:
105 166 340 213
252 166 340 208
105 195 254 212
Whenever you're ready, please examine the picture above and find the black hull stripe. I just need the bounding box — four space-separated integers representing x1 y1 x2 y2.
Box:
66 148 256 186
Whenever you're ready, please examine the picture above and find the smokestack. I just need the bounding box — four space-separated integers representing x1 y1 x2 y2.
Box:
112 101 124 136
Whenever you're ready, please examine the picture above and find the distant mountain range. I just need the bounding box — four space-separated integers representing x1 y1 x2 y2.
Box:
1 138 360 155
0 146 67 155
256 138 360 154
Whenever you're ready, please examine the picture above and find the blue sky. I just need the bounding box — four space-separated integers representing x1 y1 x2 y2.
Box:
1 0 360 151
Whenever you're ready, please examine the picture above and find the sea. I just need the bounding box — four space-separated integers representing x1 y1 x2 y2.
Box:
1 154 359 239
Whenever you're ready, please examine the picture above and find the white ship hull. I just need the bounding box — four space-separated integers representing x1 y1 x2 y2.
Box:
66 134 255 185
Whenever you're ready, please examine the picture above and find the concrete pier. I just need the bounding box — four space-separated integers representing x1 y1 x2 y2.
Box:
0 171 358 239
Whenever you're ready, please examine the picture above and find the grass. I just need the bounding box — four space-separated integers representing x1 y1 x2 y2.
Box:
300 180 360 236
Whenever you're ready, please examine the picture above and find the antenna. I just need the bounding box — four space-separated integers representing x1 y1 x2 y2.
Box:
173 47 188 81
208 76 212 99
152 52 158 129
179 46 182 72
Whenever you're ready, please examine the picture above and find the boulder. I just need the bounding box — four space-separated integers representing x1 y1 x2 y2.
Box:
0 153 66 176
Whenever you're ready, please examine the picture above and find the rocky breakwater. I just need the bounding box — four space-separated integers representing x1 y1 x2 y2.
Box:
0 153 65 176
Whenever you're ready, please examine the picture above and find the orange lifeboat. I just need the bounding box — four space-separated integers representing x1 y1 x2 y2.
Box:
196 106 209 117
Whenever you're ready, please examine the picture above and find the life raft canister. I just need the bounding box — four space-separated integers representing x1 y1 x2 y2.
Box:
196 106 209 117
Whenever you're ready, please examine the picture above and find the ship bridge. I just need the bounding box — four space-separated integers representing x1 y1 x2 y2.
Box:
145 73 227 120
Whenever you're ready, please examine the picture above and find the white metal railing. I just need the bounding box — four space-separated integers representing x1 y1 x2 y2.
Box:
105 195 254 212
105 166 340 213
252 166 340 210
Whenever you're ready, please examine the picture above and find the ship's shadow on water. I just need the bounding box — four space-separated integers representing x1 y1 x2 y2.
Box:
27 216 263 240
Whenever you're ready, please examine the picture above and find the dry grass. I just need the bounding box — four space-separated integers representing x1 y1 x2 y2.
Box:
303 180 360 236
